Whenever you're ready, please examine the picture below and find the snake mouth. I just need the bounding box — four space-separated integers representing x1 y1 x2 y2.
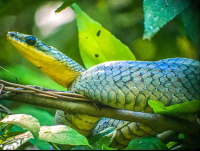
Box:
7 32 23 41
7 32 18 41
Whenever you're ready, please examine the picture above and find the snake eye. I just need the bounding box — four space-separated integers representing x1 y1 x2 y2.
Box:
26 36 36 46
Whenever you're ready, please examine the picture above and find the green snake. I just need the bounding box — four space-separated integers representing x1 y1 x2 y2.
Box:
7 31 200 149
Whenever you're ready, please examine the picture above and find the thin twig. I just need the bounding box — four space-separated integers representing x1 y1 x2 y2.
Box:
2 85 87 99
0 83 5 95
45 91 87 98
48 142 61 150
0 66 18 83
91 102 102 114
3 87 35 93
26 85 87 98
0 104 13 115
0 90 16 101
0 79 89 101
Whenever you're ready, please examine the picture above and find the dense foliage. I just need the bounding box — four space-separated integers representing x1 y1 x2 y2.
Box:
0 0 199 150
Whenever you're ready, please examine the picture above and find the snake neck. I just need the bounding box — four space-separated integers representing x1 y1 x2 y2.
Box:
7 31 86 88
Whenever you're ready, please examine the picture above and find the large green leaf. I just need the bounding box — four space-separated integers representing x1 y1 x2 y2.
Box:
12 106 54 150
12 106 54 127
124 137 168 150
143 0 191 39
88 129 116 150
148 100 200 115
39 125 90 146
71 127 116 150
181 1 199 51
71 3 136 69
87 127 115 144
0 131 24 144
102 144 116 150
0 114 40 138
0 131 33 150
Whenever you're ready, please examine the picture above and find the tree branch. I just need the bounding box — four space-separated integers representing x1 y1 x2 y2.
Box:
0 79 199 136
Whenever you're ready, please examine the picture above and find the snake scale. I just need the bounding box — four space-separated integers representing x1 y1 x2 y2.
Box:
7 32 200 149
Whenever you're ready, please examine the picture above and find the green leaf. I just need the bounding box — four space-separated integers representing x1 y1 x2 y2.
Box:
55 0 81 13
1 124 14 134
71 3 136 69
166 141 177 149
124 137 168 150
0 131 24 144
87 127 115 144
71 127 116 150
0 131 33 150
89 130 116 150
12 106 54 126
148 100 200 115
12 106 54 150
39 125 90 146
178 133 184 139
181 1 199 50
102 144 117 150
0 114 40 138
143 0 191 40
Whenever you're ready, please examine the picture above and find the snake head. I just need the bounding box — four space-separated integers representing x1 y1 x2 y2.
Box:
7 31 63 60
7 31 84 88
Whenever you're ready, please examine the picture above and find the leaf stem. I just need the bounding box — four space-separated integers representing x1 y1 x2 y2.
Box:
116 121 131 131
4 124 14 134
48 142 61 150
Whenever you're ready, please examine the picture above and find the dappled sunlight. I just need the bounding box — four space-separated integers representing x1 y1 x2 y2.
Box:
35 2 75 37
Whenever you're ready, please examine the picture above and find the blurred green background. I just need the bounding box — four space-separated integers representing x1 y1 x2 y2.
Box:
0 0 199 149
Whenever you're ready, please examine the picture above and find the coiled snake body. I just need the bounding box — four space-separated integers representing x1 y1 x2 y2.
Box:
7 32 200 149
